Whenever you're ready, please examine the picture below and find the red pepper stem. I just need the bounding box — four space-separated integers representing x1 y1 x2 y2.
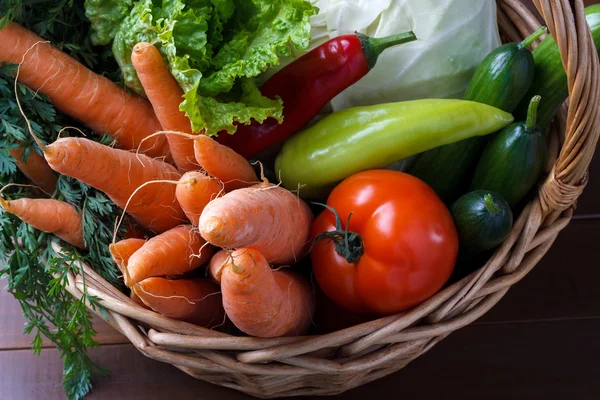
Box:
357 31 416 70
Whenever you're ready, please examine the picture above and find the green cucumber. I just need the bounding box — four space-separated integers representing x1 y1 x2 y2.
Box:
470 96 547 207
410 27 547 203
451 190 513 254
514 5 600 130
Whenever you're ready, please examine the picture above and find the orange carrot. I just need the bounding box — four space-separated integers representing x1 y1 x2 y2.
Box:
0 22 169 158
0 195 84 249
133 277 224 327
194 135 258 191
122 220 148 240
175 171 223 225
221 248 314 337
208 249 229 283
199 182 313 264
36 137 185 233
9 147 57 194
131 42 197 171
109 238 146 278
130 290 148 308
127 225 213 285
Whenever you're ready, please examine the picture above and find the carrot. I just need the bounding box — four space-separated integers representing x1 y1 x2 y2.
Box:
133 277 224 327
175 171 223 226
221 248 314 337
0 22 170 158
9 147 57 194
122 220 148 240
194 135 258 191
208 249 229 283
34 136 185 233
109 238 146 278
0 194 84 249
126 225 213 285
199 182 313 264
131 42 197 171
130 290 148 308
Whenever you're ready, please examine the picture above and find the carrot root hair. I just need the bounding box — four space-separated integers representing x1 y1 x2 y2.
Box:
0 183 45 196
228 249 250 275
189 239 212 262
56 126 88 140
0 184 48 211
136 130 199 156
251 160 270 185
112 178 192 244
14 40 50 153
212 249 235 282
133 282 221 305
138 131 262 187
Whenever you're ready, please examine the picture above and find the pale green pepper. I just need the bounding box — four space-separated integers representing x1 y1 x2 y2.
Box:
275 99 513 199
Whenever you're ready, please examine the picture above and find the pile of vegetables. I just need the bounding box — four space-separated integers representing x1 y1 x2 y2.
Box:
2 1 600 399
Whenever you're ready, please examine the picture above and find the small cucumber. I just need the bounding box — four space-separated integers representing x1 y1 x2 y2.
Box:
514 5 600 130
470 96 548 207
410 27 547 202
451 190 513 254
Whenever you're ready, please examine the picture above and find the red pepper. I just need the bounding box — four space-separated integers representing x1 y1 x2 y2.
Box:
216 31 416 159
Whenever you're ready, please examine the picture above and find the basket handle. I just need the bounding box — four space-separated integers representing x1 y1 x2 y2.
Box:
534 0 600 215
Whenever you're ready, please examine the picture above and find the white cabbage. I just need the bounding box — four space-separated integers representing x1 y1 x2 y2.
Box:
263 0 501 112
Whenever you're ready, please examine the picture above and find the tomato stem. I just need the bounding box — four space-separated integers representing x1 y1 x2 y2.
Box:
311 203 364 264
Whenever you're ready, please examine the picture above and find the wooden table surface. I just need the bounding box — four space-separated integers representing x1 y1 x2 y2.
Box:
2 2 600 399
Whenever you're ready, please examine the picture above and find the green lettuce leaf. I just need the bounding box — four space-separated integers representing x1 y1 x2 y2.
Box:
86 0 317 136
85 0 135 46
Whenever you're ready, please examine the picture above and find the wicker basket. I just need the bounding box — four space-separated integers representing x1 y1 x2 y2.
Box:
57 0 600 397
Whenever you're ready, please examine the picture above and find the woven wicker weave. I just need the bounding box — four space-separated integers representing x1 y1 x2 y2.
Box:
57 0 600 397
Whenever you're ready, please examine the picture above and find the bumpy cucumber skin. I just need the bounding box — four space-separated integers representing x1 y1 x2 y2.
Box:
410 44 536 203
451 190 513 254
463 43 535 111
514 5 600 130
469 122 548 207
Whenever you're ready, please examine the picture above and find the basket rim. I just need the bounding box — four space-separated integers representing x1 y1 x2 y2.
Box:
55 0 600 397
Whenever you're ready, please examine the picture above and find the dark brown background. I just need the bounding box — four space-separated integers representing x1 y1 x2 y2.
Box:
2 1 599 399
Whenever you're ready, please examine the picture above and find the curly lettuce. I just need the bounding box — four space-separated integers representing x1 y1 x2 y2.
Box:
85 0 317 135
85 0 135 46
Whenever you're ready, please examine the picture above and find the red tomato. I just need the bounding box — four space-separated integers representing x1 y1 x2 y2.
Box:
310 170 458 315
313 285 376 333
